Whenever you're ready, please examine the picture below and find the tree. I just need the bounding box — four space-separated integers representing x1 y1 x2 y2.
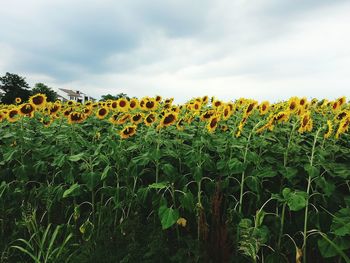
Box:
32 83 58 102
100 93 129 101
0 72 31 104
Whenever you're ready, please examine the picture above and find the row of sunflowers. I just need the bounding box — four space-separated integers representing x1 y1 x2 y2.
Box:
0 94 349 139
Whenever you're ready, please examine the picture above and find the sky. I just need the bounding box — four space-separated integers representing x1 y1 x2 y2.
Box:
1 0 350 103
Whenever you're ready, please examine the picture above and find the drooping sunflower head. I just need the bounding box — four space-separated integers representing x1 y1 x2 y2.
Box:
131 113 143 124
324 120 333 139
335 117 350 139
201 109 215 121
68 112 86 124
155 95 162 102
96 107 109 119
298 112 313 133
0 110 6 122
120 125 137 139
144 113 157 126
160 112 178 127
207 115 220 133
335 110 348 122
117 113 131 125
109 113 121 124
259 101 270 115
273 111 290 123
19 103 35 117
202 95 209 105
29 93 47 108
15 97 22 104
337 96 346 107
223 105 233 120
49 103 61 115
7 108 21 123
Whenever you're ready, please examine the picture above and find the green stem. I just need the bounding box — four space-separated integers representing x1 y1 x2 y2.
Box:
302 128 321 263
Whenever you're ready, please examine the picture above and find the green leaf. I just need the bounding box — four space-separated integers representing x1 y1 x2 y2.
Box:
304 164 319 178
280 167 298 181
256 169 277 178
331 208 350 237
318 235 350 258
68 153 85 162
63 183 80 198
228 158 246 174
148 182 168 190
162 163 177 177
158 205 179 230
179 192 195 212
101 165 111 180
282 188 307 211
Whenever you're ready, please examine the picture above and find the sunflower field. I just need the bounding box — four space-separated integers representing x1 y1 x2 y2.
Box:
0 94 350 263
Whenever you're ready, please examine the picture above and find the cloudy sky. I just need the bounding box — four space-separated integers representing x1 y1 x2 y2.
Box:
1 0 350 103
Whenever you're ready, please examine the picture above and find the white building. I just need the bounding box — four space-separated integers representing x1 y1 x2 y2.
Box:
56 89 96 104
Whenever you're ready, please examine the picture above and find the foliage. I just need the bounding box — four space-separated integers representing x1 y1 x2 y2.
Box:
0 72 31 104
0 95 350 262
31 83 58 102
100 93 129 101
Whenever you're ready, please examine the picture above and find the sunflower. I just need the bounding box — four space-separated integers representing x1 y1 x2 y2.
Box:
83 107 92 116
165 98 174 104
117 98 129 111
29 93 47 108
41 117 53 127
19 103 35 117
131 113 143 124
110 101 118 110
176 118 185 131
191 101 202 112
117 113 131 125
109 113 121 124
7 108 20 123
0 111 6 122
299 97 307 107
160 112 178 127
259 101 270 115
144 113 157 126
15 97 22 104
67 100 75 106
68 112 86 124
129 98 139 110
331 101 340 112
85 101 93 107
96 107 109 119
213 100 223 109
200 110 215 121
335 117 350 139
207 115 219 133
120 125 137 139
155 95 162 102
220 124 229 132
176 217 187 227
144 98 158 111
324 120 333 139
298 112 313 133
202 96 209 105
63 107 73 117
337 96 346 107
49 103 61 115
222 105 233 120
273 111 289 123
244 101 257 117
335 110 348 122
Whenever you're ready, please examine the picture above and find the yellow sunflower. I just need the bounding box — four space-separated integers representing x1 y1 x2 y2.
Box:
324 120 333 139
298 112 313 133
159 112 178 128
207 115 220 133
19 103 35 117
7 108 21 123
131 113 143 124
109 113 121 125
335 117 350 139
129 98 139 110
96 107 109 119
117 113 131 125
117 98 129 111
15 97 22 104
144 113 157 126
29 93 47 108
120 125 137 139
200 110 215 121
144 98 158 111
68 112 86 124
259 101 270 115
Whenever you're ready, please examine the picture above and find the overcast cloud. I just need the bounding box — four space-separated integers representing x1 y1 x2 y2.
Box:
1 0 350 102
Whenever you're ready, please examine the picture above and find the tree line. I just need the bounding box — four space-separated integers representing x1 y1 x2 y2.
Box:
0 72 129 104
